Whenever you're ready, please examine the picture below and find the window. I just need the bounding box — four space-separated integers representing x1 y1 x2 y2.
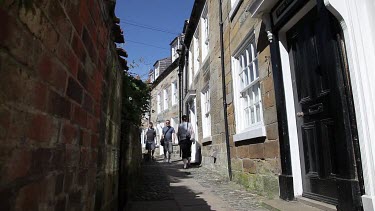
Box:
157 93 161 113
201 87 211 138
201 4 209 61
171 81 178 105
188 49 193 87
155 66 160 79
231 32 265 141
193 29 200 76
171 117 179 144
163 88 169 110
229 0 243 19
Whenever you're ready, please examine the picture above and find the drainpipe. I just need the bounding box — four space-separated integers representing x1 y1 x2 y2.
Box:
177 48 183 123
183 46 189 115
218 0 232 181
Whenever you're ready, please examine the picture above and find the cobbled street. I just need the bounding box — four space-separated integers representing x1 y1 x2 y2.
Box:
127 155 269 211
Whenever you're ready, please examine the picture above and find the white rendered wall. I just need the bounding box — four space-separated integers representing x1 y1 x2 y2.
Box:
325 0 375 210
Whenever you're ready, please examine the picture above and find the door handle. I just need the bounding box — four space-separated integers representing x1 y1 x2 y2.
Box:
296 112 304 117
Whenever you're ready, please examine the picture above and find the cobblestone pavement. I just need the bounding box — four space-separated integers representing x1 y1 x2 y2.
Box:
128 155 269 211
185 164 268 211
131 157 174 201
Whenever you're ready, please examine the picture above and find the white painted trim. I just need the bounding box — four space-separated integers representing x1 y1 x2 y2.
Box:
233 124 266 142
276 0 316 197
324 1 375 210
278 37 303 196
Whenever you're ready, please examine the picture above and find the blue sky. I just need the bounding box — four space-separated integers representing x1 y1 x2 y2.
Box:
115 0 195 79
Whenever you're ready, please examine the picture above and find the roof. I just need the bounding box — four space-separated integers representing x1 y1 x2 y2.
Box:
184 0 206 47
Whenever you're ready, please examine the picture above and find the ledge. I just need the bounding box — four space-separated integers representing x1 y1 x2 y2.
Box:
183 89 196 104
202 136 212 144
233 124 266 142
247 0 278 18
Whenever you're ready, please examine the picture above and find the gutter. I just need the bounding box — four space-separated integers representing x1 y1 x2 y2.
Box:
218 0 232 181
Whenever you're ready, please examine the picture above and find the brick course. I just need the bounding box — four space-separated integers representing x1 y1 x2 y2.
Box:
0 0 124 210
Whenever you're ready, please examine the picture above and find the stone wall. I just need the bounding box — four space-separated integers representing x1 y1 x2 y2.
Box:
194 0 281 198
0 0 123 210
119 122 142 210
222 0 280 198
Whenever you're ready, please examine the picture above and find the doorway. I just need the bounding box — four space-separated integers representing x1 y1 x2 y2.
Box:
285 6 361 206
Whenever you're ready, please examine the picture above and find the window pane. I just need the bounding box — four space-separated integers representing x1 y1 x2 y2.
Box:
243 51 248 67
243 92 248 105
254 83 260 103
239 56 243 69
245 108 250 126
248 88 253 106
251 43 255 61
244 67 249 86
249 64 254 82
246 45 253 61
251 107 255 124
256 104 261 123
254 59 259 79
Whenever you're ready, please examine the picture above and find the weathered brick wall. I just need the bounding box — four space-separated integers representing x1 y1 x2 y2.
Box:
0 0 123 210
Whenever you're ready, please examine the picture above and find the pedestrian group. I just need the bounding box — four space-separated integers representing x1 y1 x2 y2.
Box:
144 114 195 169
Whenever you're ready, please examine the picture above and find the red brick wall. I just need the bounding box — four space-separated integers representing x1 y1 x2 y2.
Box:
0 0 123 210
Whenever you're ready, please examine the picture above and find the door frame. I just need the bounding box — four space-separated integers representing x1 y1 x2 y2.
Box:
270 0 364 208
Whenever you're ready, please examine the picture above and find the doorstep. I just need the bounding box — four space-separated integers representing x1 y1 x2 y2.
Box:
262 198 336 211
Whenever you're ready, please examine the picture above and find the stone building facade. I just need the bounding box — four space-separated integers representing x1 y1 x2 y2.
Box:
181 0 280 197
181 0 375 210
148 36 182 155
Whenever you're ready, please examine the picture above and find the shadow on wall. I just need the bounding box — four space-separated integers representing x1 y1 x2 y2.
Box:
118 122 143 210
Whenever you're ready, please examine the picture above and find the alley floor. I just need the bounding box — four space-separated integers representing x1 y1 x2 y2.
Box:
126 154 269 211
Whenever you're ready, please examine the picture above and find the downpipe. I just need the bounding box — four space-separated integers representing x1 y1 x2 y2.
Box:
218 0 232 181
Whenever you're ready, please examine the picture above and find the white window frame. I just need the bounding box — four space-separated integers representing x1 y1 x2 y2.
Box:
188 49 193 87
229 0 243 19
193 29 200 76
231 31 265 142
201 86 211 138
171 81 178 106
163 88 169 110
157 93 161 113
201 4 209 61
155 65 160 79
171 117 179 144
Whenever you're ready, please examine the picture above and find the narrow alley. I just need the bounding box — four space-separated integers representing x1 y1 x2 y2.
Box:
126 152 324 211
127 154 268 211
2 0 375 210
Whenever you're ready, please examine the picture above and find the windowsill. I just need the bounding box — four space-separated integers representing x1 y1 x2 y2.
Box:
202 136 212 143
229 0 244 21
233 124 266 142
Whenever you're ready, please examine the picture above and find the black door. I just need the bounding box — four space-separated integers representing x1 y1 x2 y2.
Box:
286 7 350 205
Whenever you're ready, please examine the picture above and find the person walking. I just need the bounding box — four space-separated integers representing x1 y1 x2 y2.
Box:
177 115 194 169
161 120 176 163
144 122 156 161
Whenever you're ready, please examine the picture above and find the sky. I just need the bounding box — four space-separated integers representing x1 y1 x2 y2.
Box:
115 0 195 80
